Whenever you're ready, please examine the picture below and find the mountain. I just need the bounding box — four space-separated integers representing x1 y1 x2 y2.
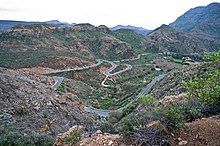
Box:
111 25 151 35
0 20 73 31
144 24 219 54
0 23 136 68
111 29 148 53
170 2 220 38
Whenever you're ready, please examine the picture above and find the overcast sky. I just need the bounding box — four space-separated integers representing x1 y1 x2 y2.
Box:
0 0 219 29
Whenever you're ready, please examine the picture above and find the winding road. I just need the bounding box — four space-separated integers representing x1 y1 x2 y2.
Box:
48 53 164 117
42 59 103 75
84 74 165 117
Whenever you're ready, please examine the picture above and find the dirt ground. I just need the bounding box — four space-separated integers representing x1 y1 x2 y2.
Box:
169 115 220 146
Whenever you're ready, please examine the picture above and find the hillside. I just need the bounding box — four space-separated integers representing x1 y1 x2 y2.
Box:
0 23 136 69
0 67 99 145
111 29 148 53
170 2 220 38
145 24 220 54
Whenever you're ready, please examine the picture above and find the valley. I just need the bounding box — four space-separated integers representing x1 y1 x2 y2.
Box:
0 2 220 146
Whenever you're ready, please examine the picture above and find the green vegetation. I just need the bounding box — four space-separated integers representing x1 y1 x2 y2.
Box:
118 116 142 136
138 95 155 106
15 107 28 116
123 53 161 65
0 128 54 146
90 69 158 109
166 56 182 64
184 51 220 106
112 29 147 53
63 130 81 144
56 83 67 93
109 64 126 74
121 101 139 118
0 50 92 69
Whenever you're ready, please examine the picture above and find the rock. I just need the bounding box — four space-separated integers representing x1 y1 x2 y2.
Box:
178 137 182 141
54 125 83 146
178 140 188 145
92 130 102 136
108 140 113 145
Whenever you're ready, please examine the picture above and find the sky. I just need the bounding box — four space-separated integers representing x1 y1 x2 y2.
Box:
0 0 219 29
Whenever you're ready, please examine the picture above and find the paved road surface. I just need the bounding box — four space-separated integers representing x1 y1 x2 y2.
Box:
42 59 103 75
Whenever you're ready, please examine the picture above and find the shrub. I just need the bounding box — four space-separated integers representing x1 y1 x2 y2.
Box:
0 128 54 146
184 51 220 106
161 104 184 133
109 111 121 124
56 83 66 93
118 117 141 136
98 122 116 134
139 95 155 106
121 101 139 118
63 130 81 144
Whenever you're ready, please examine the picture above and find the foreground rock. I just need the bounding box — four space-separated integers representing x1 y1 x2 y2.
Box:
54 127 125 146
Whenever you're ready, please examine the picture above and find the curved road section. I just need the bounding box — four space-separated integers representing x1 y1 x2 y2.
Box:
42 59 103 75
101 61 133 87
84 74 165 117
48 53 164 117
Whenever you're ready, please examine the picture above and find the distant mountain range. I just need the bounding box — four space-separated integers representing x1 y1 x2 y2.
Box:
0 20 74 31
111 25 151 35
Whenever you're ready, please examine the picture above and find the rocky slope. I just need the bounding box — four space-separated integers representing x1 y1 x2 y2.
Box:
169 2 220 53
0 23 136 63
145 24 220 54
170 2 220 38
0 67 99 145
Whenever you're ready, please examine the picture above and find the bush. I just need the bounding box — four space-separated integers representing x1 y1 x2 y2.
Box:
118 117 141 136
139 95 155 106
109 111 121 124
0 128 54 146
184 51 220 106
98 122 116 134
161 104 184 133
63 130 81 144
56 83 66 93
160 103 202 133
121 101 139 118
